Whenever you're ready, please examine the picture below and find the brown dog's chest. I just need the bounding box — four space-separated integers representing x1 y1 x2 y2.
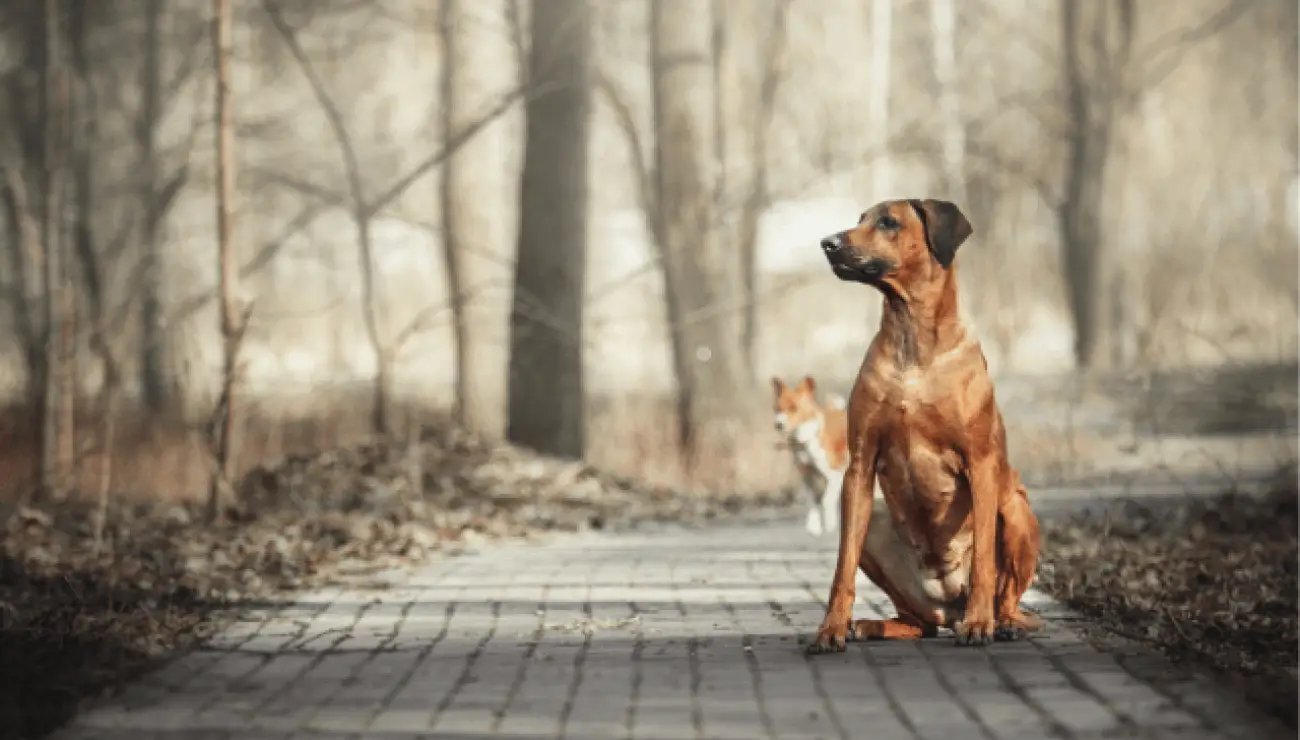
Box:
871 377 974 573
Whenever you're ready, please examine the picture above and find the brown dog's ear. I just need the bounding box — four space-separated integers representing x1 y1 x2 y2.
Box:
908 199 972 269
771 377 785 396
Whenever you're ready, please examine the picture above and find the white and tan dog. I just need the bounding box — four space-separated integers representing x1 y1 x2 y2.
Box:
772 376 851 536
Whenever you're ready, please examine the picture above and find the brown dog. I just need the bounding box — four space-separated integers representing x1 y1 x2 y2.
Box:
805 199 1042 653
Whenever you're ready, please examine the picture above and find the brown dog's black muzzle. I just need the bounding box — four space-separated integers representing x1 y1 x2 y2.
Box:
821 232 891 282
820 232 854 269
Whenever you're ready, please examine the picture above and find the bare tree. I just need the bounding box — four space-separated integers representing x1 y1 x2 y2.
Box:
439 0 516 438
1056 0 1251 370
135 0 195 415
137 0 169 413
263 1 530 437
506 0 591 458
0 165 44 425
66 2 123 544
210 0 242 523
39 0 72 502
1058 0 1134 371
868 0 893 199
0 3 54 419
263 0 391 436
650 0 750 477
718 0 790 373
931 0 966 204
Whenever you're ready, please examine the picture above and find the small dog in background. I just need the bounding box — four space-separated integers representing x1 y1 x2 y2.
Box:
772 376 850 536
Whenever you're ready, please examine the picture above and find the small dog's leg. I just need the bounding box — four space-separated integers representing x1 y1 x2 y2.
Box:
802 475 826 536
820 474 843 535
805 505 825 536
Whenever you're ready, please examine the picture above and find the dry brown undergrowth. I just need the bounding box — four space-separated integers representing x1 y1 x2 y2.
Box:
1037 469 1299 728
0 391 799 504
0 420 799 740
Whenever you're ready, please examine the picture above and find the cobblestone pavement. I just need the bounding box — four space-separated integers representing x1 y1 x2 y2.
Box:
56 521 1290 740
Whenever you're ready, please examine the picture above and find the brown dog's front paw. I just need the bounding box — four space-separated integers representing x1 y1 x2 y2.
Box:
953 617 995 647
805 622 848 655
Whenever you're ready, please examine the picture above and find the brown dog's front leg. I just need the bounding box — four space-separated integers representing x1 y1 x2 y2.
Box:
806 451 875 655
954 453 1001 647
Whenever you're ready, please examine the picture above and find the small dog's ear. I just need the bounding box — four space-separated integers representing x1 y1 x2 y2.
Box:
771 377 785 396
800 375 816 394
908 199 972 269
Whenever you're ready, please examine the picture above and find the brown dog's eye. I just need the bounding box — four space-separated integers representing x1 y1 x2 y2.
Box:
875 215 900 231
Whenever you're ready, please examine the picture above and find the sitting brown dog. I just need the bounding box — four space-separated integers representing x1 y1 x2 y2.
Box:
805 199 1042 653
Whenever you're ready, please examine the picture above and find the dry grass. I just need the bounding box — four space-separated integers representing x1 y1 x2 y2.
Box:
0 388 802 505
1 358 1291 507
586 393 794 495
0 395 425 504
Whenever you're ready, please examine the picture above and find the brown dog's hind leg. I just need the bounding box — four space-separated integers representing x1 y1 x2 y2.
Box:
993 488 1042 642
849 615 938 640
851 524 944 641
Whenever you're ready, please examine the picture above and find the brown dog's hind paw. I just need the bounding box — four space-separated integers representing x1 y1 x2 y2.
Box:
993 623 1028 642
994 609 1044 641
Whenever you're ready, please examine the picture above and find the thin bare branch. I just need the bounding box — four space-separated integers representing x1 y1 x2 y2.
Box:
966 140 1062 207
1128 0 1250 93
262 0 367 210
593 69 656 232
362 82 537 221
169 201 328 322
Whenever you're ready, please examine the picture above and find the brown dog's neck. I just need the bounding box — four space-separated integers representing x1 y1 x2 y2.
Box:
877 264 965 369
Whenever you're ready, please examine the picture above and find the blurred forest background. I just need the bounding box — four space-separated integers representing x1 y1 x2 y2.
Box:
0 0 1295 509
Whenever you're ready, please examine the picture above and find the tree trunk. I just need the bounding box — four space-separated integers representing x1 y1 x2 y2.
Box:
1059 0 1134 370
868 0 893 198
68 0 119 415
210 0 241 523
720 0 788 376
138 0 169 414
506 0 591 458
930 0 966 204
0 160 45 411
70 11 121 541
650 0 750 483
40 0 71 502
439 0 514 438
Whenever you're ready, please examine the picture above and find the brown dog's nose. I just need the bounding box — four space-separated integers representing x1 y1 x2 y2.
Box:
820 234 842 252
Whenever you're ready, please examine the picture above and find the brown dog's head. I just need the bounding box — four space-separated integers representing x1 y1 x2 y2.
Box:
819 199 972 294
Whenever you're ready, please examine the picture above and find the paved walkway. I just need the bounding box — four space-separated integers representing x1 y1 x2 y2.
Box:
56 522 1289 740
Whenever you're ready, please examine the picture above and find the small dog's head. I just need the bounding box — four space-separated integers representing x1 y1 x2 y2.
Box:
819 199 972 295
772 375 821 437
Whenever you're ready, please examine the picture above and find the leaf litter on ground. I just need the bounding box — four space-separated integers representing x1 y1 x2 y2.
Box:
0 423 799 739
1036 467 1298 729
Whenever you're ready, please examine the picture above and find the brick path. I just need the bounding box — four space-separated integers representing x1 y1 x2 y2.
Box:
56 522 1290 740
